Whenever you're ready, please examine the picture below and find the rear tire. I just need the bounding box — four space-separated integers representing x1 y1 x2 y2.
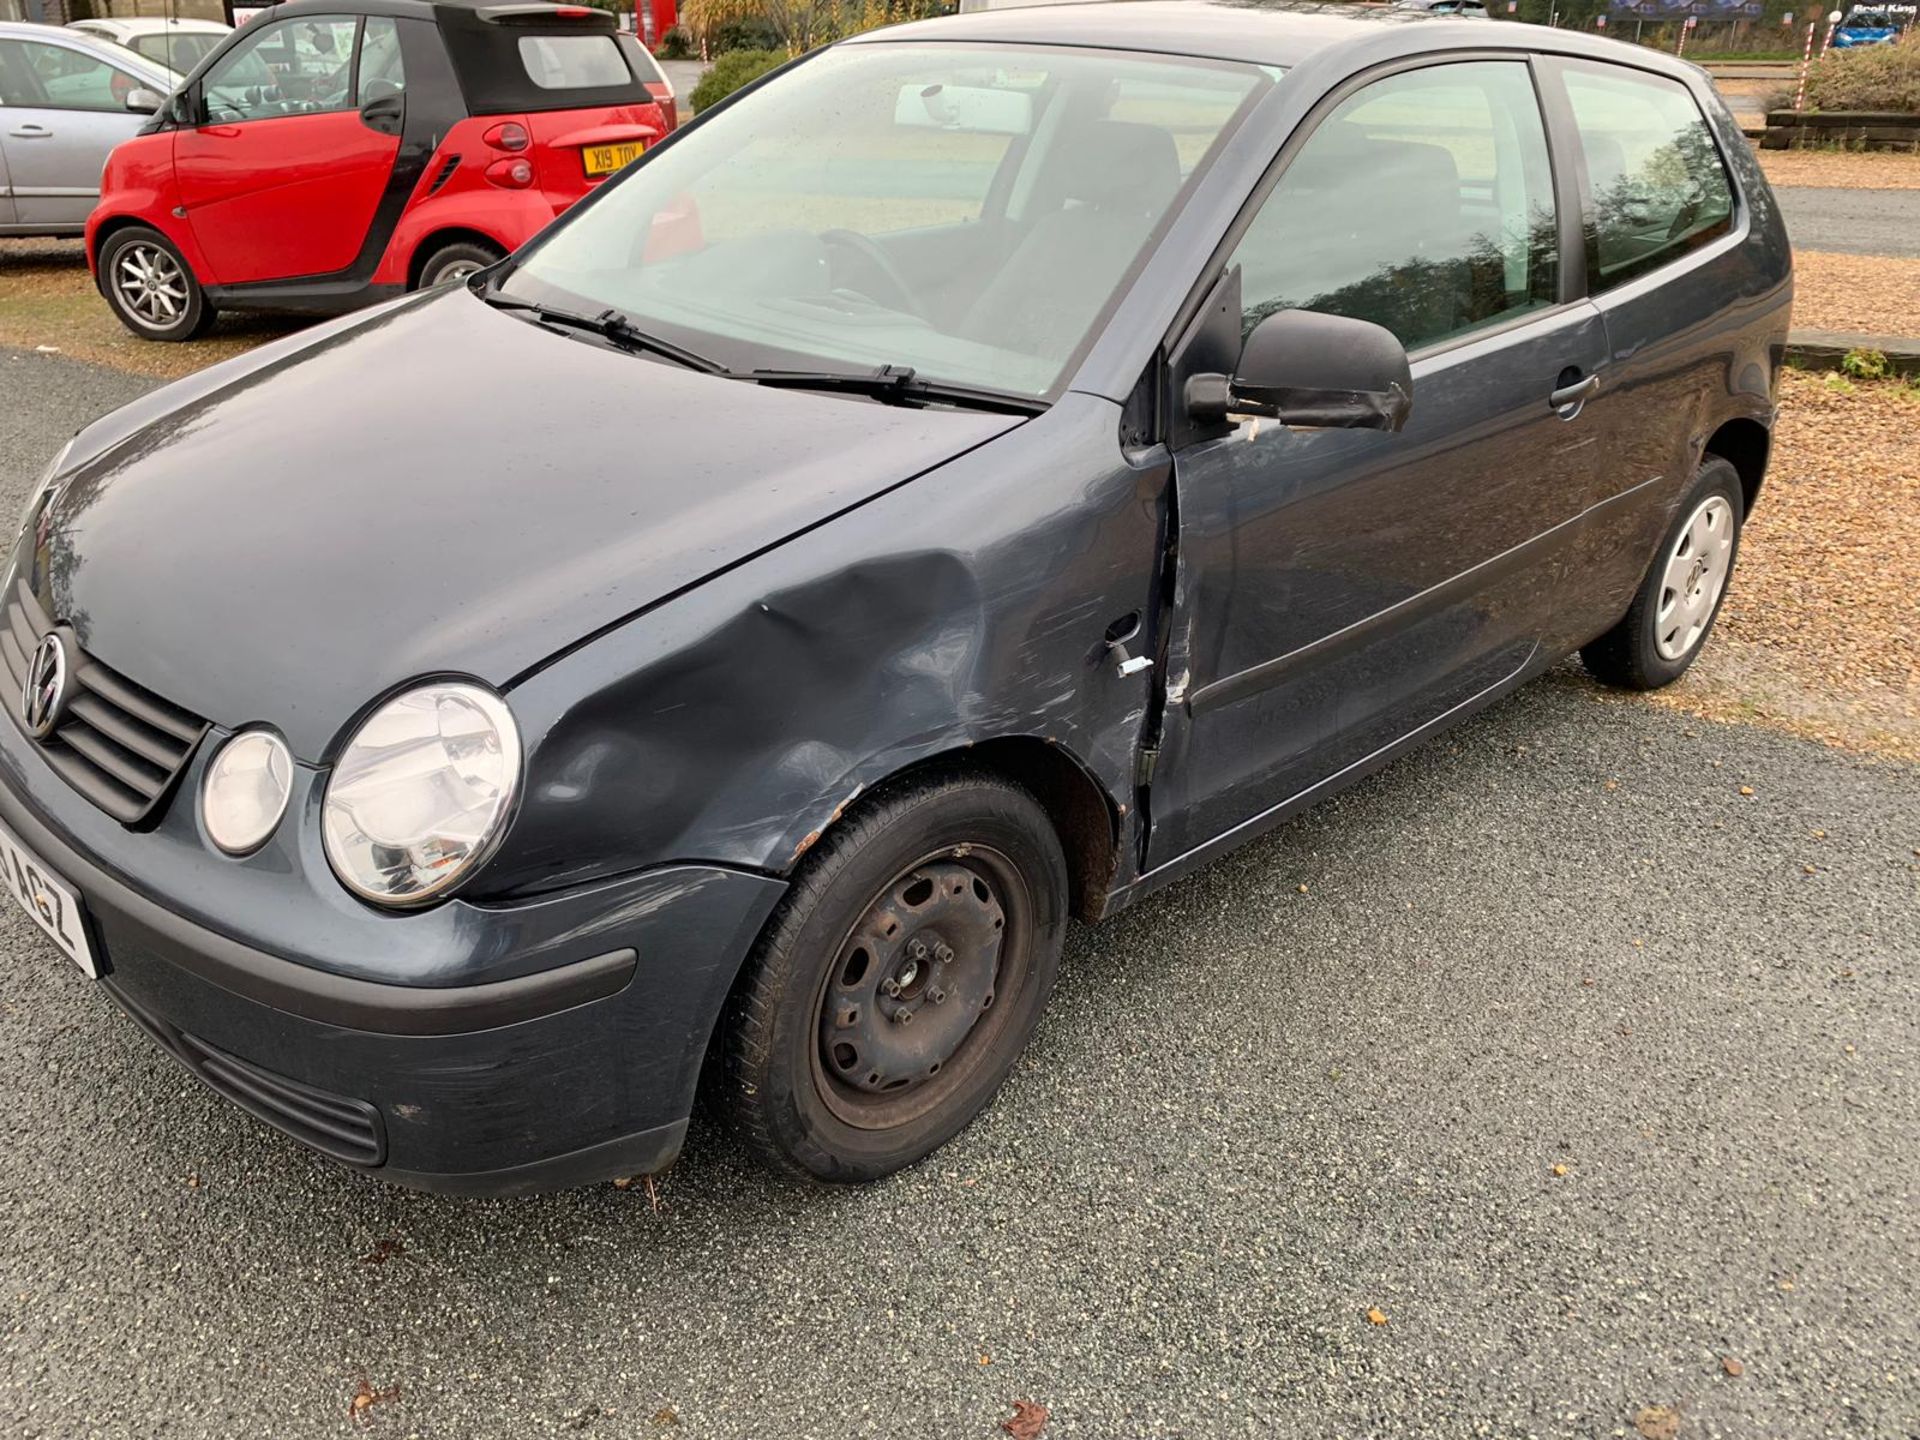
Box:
718 775 1069 1183
415 240 504 290
97 226 214 342
1581 456 1744 691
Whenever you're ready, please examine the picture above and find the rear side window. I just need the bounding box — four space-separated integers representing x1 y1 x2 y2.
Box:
1560 65 1734 291
517 34 631 91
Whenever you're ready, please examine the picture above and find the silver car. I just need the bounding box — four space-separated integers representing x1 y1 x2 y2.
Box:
0 21 176 237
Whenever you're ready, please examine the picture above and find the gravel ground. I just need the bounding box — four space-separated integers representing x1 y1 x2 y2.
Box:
1645 371 1920 757
1788 251 1920 337
1760 149 1920 192
0 238 298 379
1 345 1918 1437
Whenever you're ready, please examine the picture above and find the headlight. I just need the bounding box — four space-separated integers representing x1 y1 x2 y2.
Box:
20 439 74 535
322 682 521 906
202 729 293 855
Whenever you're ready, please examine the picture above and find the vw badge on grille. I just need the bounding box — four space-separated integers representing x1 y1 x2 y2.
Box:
22 633 67 739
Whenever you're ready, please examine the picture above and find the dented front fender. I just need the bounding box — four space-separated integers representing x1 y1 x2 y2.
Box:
485 393 1169 900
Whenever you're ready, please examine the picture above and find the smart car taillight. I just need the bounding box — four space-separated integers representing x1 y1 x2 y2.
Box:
484 122 530 152
485 157 535 189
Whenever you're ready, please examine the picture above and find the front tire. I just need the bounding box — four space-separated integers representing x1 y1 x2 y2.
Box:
414 240 504 290
718 775 1069 1183
1582 456 1745 691
98 226 214 342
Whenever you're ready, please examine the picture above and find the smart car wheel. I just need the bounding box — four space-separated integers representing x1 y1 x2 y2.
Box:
99 226 214 342
416 240 505 290
1581 456 1745 691
719 775 1068 1182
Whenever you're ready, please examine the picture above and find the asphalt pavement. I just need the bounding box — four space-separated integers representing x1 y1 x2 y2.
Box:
1774 186 1920 259
1 347 1917 1439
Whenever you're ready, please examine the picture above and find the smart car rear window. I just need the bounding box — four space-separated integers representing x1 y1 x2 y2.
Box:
517 35 628 90
439 11 649 115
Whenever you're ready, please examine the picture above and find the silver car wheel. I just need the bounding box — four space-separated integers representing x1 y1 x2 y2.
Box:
113 242 191 331
429 259 485 286
1653 494 1735 661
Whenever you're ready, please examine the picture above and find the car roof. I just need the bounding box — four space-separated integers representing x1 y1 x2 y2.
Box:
72 17 231 31
851 0 1704 78
853 0 1425 67
0 19 180 73
249 0 615 22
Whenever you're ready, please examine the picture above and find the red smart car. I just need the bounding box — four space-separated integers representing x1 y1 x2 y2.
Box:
86 0 671 340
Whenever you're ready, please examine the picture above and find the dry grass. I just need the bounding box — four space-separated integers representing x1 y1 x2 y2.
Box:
0 238 295 380
1642 370 1920 759
1790 250 1920 337
1757 148 1920 190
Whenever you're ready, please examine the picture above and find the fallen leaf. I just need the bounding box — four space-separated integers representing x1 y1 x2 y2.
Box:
1002 1399 1049 1439
1551 1163 1569 1177
1634 1404 1680 1439
1739 785 1755 796
1604 778 1620 791
1365 1307 1389 1326
978 1353 992 1366
1296 883 1309 895
347 1371 401 1426
1722 1356 1745 1377
652 1404 680 1427
1810 829 1826 839
184 1173 202 1189
612 1176 635 1190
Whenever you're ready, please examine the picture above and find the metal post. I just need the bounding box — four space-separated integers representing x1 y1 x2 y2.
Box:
1793 17 1818 111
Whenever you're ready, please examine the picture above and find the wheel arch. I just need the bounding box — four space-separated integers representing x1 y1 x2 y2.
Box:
1703 414 1771 515
792 737 1124 925
406 226 509 290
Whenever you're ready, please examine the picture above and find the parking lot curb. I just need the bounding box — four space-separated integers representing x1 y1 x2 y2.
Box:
1785 328 1920 375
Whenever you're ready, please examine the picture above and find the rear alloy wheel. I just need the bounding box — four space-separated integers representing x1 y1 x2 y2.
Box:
719 775 1069 1182
1581 456 1745 691
99 226 214 342
416 240 505 290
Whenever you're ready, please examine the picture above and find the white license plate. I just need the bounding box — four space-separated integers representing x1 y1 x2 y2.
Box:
0 819 97 978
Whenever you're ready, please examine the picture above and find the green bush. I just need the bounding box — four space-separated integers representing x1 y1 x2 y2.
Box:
1801 33 1920 113
690 48 784 113
713 15 782 53
654 24 693 59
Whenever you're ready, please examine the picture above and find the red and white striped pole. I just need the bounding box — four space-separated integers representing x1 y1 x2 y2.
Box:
1794 17 1819 111
1676 15 1698 56
1820 9 1842 54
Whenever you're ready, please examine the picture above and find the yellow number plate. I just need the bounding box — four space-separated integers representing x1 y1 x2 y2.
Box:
582 141 645 177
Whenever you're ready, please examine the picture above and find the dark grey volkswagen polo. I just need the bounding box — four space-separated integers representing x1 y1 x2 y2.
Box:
2 1 1789 1191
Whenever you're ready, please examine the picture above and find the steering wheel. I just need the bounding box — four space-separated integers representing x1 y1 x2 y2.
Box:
819 229 929 323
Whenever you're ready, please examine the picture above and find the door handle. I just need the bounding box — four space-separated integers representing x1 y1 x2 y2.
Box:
8 124 52 139
1549 374 1600 413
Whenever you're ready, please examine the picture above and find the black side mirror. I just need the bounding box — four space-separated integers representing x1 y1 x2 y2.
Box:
1188 309 1413 433
359 91 404 137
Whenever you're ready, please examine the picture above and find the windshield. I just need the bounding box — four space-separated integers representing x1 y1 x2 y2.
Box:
501 42 1273 400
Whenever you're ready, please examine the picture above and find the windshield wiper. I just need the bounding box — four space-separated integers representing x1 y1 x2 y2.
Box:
747 365 1043 416
481 293 726 374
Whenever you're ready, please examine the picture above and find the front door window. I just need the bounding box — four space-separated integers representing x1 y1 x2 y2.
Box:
202 16 361 124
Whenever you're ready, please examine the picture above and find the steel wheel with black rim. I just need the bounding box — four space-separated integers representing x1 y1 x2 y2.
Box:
98 226 214 342
718 774 1069 1182
1581 456 1745 691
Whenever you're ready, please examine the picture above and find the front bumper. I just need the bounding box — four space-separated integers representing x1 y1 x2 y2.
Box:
0 768 785 1196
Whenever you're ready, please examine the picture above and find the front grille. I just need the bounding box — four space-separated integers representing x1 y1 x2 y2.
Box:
1 579 208 826
111 984 387 1167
